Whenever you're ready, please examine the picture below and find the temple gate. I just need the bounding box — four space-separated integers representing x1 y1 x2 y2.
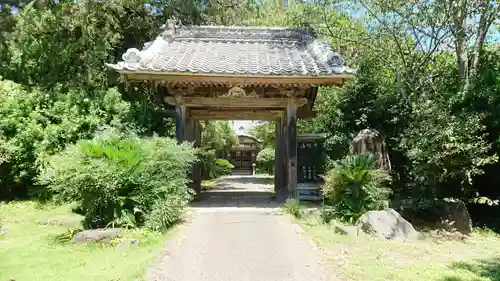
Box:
107 20 353 199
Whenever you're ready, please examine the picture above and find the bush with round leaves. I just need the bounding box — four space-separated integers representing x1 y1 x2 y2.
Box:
256 147 275 175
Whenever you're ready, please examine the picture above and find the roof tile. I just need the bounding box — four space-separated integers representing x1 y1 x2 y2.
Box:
107 24 355 76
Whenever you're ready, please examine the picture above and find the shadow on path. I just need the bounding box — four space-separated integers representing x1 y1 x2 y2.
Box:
191 175 282 209
218 176 274 185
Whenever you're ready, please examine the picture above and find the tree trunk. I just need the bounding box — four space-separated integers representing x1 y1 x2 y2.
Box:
469 0 495 82
453 0 469 87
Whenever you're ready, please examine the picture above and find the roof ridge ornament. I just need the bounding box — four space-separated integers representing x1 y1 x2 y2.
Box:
122 48 142 69
162 19 177 43
308 40 347 74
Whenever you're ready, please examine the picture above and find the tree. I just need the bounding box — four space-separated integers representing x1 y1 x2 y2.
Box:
249 121 275 148
0 5 16 78
6 0 160 89
319 0 499 92
201 121 238 154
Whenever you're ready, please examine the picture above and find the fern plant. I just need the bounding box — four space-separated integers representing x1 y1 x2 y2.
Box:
322 153 392 223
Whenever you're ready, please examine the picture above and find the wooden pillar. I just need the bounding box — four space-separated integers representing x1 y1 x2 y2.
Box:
193 120 202 195
185 118 194 142
175 103 186 144
274 118 282 194
280 110 288 200
286 99 298 199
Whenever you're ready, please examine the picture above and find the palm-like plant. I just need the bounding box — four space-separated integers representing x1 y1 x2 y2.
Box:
322 153 392 223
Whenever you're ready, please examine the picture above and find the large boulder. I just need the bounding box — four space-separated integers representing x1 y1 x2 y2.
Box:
73 228 121 244
350 129 391 170
435 199 472 235
358 209 421 240
395 199 472 235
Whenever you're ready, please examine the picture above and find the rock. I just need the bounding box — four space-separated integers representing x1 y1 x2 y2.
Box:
116 239 140 248
350 129 391 170
395 198 472 235
334 225 360 236
37 219 63 226
358 209 421 240
73 228 121 244
430 229 467 241
0 226 8 236
435 199 472 235
37 216 81 227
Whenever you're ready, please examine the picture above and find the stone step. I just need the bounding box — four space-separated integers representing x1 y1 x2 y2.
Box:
231 169 253 176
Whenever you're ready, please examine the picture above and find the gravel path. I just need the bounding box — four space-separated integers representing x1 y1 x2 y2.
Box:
146 176 334 281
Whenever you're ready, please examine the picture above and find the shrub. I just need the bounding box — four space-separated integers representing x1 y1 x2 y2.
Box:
213 158 234 177
319 205 336 224
281 198 303 219
322 153 392 223
0 79 132 199
39 129 196 230
199 149 234 179
256 147 275 175
144 200 185 231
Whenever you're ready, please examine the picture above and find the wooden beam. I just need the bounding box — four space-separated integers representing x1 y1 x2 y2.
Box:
123 72 351 86
189 109 283 120
166 96 307 108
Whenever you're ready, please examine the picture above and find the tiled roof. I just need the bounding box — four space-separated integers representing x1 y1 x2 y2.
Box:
107 23 355 76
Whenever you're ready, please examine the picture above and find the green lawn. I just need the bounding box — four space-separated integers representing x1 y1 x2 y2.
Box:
0 201 175 281
299 216 500 281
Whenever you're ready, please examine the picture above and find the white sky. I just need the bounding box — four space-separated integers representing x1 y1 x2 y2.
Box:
231 120 257 135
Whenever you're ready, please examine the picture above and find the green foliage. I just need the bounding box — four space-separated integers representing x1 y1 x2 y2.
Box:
249 121 275 148
198 149 234 180
201 121 238 154
256 147 275 175
319 205 336 224
54 228 83 244
144 200 185 232
399 101 497 199
6 0 159 90
323 153 392 223
214 158 234 176
39 130 196 230
0 80 132 199
281 198 303 219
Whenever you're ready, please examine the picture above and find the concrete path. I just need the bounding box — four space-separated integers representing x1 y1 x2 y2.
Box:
146 176 333 281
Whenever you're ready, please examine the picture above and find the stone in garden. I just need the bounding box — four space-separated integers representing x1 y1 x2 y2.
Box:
0 226 8 236
37 216 81 227
358 208 421 240
435 199 472 235
73 228 121 244
350 129 391 170
334 225 360 236
116 239 140 248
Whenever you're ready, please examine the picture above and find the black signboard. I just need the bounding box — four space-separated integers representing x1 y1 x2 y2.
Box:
297 134 326 184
